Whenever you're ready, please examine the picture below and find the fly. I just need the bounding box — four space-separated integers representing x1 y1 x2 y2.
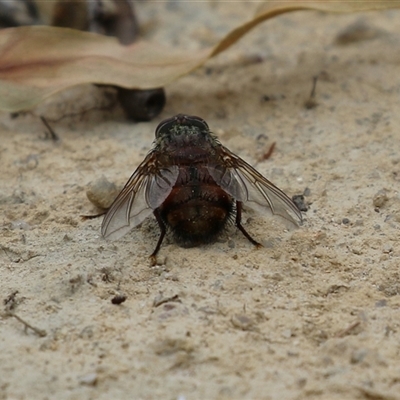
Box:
101 114 302 262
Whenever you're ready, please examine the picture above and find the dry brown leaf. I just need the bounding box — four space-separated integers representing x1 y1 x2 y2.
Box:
0 26 208 112
0 0 399 112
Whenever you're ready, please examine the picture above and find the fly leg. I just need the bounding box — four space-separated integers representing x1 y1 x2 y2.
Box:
235 201 262 248
150 209 167 265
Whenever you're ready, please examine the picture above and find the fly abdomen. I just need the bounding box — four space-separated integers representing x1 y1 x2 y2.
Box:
159 184 234 247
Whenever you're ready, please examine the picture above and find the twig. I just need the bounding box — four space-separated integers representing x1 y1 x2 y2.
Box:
260 142 276 161
304 75 319 109
40 116 59 141
335 320 361 338
6 312 47 337
153 294 180 308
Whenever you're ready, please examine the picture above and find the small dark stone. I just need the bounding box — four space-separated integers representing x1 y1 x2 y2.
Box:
111 294 127 305
117 87 166 122
375 299 387 308
292 194 309 212
335 20 384 45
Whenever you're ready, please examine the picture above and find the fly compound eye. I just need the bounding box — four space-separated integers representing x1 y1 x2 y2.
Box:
155 116 177 138
185 115 209 132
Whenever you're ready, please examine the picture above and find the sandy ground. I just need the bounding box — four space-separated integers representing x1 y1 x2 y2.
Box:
1 3 400 399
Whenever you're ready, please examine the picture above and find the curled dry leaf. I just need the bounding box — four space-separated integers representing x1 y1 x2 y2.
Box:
0 0 398 112
0 26 208 112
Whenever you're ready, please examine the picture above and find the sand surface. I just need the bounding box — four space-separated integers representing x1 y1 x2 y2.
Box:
1 3 400 399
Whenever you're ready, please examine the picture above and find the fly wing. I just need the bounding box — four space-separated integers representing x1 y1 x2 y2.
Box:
208 146 302 225
101 151 179 241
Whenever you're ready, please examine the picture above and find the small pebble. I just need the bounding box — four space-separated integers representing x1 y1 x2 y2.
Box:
375 299 387 308
282 329 293 339
11 220 31 230
335 20 384 45
383 244 393 254
231 314 254 331
372 189 389 208
86 175 119 209
350 349 368 364
79 372 98 386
